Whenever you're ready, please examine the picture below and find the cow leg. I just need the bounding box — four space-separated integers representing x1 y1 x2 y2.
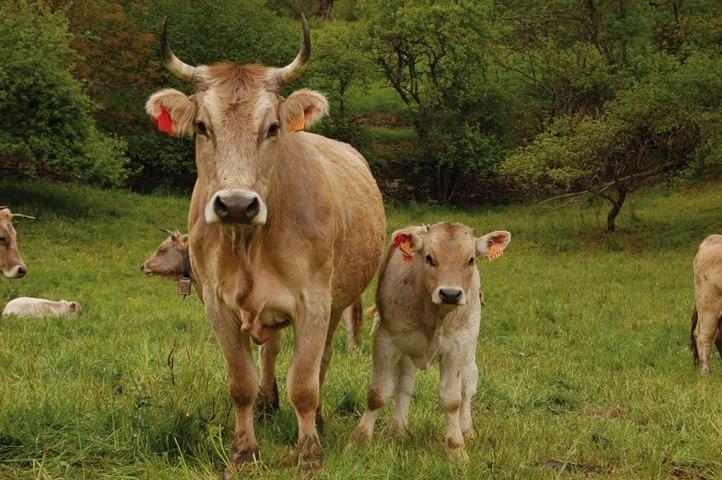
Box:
439 351 467 462
348 327 401 446
256 331 281 416
288 298 330 470
694 307 719 375
316 309 343 433
389 355 416 438
460 356 478 440
207 306 259 478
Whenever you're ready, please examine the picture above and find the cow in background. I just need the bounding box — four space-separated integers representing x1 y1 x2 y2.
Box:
0 206 33 279
145 15 385 472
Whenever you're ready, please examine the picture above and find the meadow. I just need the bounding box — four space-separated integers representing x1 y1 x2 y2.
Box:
1 179 721 479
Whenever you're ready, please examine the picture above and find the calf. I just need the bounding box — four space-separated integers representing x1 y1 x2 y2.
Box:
3 298 81 318
691 234 722 374
348 222 511 461
0 206 32 279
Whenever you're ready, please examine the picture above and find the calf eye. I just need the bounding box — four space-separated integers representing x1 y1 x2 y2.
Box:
267 122 280 137
195 121 207 135
468 257 475 266
425 254 435 267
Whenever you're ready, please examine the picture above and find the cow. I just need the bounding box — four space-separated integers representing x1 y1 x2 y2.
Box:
0 206 32 279
691 234 722 374
348 222 511 462
3 297 81 318
145 15 385 473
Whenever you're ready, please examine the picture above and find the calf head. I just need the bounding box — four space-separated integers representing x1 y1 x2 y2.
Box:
0 207 31 279
392 222 511 306
142 229 190 279
145 15 328 228
63 301 82 316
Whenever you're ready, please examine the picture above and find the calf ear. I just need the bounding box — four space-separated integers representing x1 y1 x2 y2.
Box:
280 89 329 132
476 231 511 260
146 89 196 138
391 225 429 262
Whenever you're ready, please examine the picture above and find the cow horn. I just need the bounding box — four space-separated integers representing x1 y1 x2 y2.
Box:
160 17 198 82
270 13 310 90
158 227 173 236
0 206 7 211
12 213 35 219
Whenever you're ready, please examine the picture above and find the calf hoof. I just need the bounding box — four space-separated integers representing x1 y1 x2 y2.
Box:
388 421 408 439
346 426 371 449
223 447 260 479
701 365 710 375
446 445 469 464
296 434 324 471
255 380 280 416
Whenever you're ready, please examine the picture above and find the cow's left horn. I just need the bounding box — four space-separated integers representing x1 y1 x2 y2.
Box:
12 213 35 219
270 13 310 90
160 17 198 82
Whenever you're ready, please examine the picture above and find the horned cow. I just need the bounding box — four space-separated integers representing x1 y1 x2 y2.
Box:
348 222 511 461
145 15 385 473
691 234 722 374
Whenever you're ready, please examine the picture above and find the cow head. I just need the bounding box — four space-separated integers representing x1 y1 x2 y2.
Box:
0 206 32 279
146 15 328 227
141 229 190 279
392 223 511 306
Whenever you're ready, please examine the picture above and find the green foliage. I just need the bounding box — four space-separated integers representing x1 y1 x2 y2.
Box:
0 1 128 186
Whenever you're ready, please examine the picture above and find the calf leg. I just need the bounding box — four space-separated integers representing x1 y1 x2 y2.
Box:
348 327 401 446
288 298 330 470
460 357 478 440
389 355 416 438
439 352 467 462
256 331 281 416
694 307 720 375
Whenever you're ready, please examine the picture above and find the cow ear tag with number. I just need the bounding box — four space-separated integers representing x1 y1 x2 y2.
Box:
393 233 414 263
486 242 504 262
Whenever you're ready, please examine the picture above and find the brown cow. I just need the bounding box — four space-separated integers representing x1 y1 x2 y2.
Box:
348 223 511 461
0 206 32 279
691 234 722 374
141 229 197 296
145 16 385 473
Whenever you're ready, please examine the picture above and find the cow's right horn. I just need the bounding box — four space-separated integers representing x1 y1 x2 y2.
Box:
160 17 198 83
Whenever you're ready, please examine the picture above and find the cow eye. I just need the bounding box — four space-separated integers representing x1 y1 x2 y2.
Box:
468 257 475 266
425 254 435 267
195 121 207 135
267 122 280 137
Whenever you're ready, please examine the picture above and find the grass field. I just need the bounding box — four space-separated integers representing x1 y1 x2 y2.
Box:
1 179 721 479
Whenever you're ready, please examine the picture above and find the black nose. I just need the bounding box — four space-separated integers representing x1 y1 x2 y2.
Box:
140 265 145 272
439 288 462 304
213 195 260 224
16 266 26 278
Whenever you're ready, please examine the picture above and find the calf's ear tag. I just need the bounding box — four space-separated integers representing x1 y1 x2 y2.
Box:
155 106 173 134
393 233 414 263
178 277 192 297
486 242 504 262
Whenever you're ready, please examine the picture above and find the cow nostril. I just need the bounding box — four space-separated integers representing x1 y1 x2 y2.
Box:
439 288 462 303
213 196 229 218
246 197 260 220
16 266 27 278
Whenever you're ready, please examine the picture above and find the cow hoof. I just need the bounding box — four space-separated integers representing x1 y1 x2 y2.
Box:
388 421 407 439
462 428 476 440
296 434 324 471
346 427 371 448
447 446 469 464
702 365 710 375
255 380 280 417
223 447 260 479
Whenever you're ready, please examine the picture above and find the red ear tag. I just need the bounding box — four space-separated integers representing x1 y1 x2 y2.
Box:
155 106 173 134
393 234 414 263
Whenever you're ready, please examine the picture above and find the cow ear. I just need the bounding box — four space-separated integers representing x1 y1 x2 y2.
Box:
391 226 429 253
146 89 196 138
281 89 329 132
476 231 511 259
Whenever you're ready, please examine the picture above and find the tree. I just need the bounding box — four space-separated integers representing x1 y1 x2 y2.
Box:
502 53 722 231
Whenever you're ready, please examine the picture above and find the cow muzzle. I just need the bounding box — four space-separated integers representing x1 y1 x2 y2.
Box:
3 264 27 279
205 189 267 225
433 286 466 306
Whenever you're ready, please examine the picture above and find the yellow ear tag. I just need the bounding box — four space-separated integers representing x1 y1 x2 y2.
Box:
289 116 305 132
486 242 504 262
393 234 414 263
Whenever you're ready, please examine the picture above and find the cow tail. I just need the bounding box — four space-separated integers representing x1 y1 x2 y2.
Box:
350 297 363 347
691 306 699 366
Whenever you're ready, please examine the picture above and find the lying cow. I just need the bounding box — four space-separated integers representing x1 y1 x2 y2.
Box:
348 222 511 461
691 234 722 374
3 297 81 318
0 206 33 279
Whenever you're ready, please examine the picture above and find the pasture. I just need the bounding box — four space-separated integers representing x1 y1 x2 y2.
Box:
1 179 721 479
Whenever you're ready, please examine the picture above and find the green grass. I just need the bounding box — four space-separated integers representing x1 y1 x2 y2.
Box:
1 179 721 479
346 83 407 118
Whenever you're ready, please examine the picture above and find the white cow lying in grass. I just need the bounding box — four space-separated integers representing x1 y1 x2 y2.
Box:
349 222 510 461
2 298 81 318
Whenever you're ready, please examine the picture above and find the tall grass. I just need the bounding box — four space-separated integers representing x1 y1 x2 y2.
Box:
0 179 720 479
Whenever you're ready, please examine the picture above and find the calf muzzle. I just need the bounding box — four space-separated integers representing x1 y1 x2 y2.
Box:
437 287 464 305
205 189 267 225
